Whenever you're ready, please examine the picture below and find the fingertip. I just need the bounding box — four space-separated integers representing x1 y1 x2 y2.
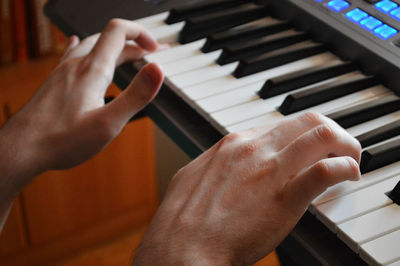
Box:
68 35 80 48
344 156 361 181
141 62 164 90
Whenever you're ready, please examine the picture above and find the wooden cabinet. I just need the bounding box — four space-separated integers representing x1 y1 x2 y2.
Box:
0 57 158 265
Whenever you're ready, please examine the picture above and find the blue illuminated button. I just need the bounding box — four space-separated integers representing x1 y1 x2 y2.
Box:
315 0 324 2
390 7 400 21
360 16 383 31
375 0 398 13
374 24 398 39
327 0 350 12
346 8 369 22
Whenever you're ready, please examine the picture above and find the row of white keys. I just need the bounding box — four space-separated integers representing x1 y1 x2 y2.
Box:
162 29 301 76
194 58 348 114
337 199 400 253
133 12 169 29
226 84 394 133
207 71 365 126
315 175 400 231
360 228 400 265
184 52 338 100
223 85 392 133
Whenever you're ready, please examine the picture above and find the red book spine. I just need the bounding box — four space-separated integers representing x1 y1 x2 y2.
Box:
27 0 54 57
12 0 28 62
0 0 14 64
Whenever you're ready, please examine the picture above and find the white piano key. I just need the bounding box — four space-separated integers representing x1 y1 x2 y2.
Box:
164 50 222 76
347 110 400 137
145 39 206 64
183 53 338 100
220 85 390 129
169 62 239 88
338 204 400 252
316 176 400 231
147 22 184 43
359 228 400 265
133 12 168 29
196 81 264 113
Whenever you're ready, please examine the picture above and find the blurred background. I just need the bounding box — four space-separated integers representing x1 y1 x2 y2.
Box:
0 0 279 265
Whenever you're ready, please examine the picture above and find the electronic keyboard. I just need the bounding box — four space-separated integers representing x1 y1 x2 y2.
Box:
131 1 400 265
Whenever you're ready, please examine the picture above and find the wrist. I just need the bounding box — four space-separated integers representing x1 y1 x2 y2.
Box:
0 115 45 199
133 236 232 266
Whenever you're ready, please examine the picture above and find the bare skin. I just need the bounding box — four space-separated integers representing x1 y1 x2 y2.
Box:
0 19 362 265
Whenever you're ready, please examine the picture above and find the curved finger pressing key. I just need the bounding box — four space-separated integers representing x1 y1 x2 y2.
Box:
283 156 361 210
90 19 158 67
277 123 361 180
265 112 342 151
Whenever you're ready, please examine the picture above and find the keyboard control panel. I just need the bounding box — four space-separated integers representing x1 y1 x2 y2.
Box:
310 0 400 48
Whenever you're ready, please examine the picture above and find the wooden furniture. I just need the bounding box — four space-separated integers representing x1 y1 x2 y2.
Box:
0 56 158 265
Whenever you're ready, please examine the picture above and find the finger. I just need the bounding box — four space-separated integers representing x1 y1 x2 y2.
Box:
102 62 163 125
267 112 341 151
283 157 361 207
116 44 147 66
90 19 158 67
277 123 362 179
61 35 80 61
62 33 101 61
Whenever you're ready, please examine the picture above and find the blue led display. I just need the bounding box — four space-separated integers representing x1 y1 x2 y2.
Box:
314 0 324 2
327 0 350 12
346 8 369 22
390 7 400 21
374 24 398 39
360 16 383 31
375 0 398 13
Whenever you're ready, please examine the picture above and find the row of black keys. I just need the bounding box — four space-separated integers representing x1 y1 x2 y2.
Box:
163 1 400 176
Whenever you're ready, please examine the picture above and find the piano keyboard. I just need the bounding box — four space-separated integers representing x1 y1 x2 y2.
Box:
133 0 400 265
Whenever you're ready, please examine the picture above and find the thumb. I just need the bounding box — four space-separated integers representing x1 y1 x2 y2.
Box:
102 62 164 125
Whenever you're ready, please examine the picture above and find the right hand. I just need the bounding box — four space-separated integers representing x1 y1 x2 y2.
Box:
133 112 362 265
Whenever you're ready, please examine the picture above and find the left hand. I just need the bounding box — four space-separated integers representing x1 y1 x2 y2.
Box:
0 19 164 205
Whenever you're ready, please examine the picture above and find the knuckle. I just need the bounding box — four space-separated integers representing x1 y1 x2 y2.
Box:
314 124 338 145
237 141 258 159
106 18 125 31
314 160 332 180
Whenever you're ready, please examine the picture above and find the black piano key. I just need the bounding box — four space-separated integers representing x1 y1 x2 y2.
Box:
217 31 309 65
327 96 400 129
201 20 292 53
356 120 400 148
360 137 400 174
279 75 378 115
233 42 326 78
179 4 269 43
165 0 247 24
259 61 357 99
386 180 400 205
